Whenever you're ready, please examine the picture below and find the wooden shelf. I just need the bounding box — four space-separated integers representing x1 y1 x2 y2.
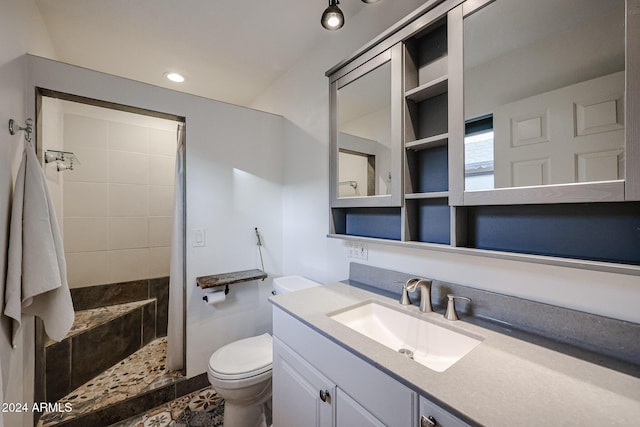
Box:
405 191 449 200
405 75 448 102
405 133 448 151
197 269 267 289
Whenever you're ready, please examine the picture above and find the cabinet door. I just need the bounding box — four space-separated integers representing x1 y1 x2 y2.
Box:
419 396 470 427
336 388 386 427
273 337 334 427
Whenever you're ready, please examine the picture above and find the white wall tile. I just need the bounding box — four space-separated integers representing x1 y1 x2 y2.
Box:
108 121 149 153
64 147 108 183
149 217 173 247
149 155 175 186
64 182 108 218
109 184 148 217
149 246 171 278
64 114 108 149
64 217 108 252
149 186 174 216
149 128 176 156
65 251 109 288
109 248 149 283
59 110 175 288
109 151 148 184
109 217 149 249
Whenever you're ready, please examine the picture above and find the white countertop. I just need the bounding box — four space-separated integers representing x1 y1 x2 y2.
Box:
270 282 640 426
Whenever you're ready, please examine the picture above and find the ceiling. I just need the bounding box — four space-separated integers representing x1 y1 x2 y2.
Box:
34 0 368 107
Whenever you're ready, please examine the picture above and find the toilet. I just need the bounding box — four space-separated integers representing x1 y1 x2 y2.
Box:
207 275 320 427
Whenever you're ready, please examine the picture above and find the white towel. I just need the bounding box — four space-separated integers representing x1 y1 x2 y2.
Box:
4 142 74 346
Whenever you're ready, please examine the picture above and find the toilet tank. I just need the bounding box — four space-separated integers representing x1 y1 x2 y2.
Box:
272 275 320 294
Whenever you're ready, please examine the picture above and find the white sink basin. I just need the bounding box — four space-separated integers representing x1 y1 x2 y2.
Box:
330 301 482 372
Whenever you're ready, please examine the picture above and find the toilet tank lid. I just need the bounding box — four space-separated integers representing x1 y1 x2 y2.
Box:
272 275 320 294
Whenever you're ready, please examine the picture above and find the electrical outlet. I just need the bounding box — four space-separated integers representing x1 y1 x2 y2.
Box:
347 242 368 260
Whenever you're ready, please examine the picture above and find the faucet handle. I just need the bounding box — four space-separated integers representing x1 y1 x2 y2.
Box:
398 278 420 305
444 294 471 321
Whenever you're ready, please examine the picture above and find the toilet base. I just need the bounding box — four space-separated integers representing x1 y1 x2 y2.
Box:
211 377 271 427
223 401 267 427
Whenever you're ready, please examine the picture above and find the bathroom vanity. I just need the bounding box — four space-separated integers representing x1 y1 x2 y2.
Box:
270 279 640 426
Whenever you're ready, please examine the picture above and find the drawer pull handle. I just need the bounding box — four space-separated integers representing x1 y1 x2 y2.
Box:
421 415 438 427
319 389 330 403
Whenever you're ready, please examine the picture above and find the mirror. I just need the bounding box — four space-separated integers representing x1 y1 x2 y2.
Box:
464 0 625 191
337 60 392 198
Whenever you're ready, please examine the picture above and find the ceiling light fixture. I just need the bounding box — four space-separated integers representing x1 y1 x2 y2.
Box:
321 0 345 31
165 72 185 83
322 0 381 31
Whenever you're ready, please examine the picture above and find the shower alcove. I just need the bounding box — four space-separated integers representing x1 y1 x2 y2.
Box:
34 94 197 427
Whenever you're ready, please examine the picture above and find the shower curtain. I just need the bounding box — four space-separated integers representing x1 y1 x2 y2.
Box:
167 124 185 371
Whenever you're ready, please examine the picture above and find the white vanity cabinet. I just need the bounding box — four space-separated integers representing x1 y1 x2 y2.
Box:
273 337 334 427
273 306 471 427
273 336 387 427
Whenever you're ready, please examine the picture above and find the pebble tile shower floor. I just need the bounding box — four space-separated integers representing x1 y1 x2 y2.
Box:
38 337 182 426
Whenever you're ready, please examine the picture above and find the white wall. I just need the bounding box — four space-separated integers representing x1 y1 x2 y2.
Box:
251 1 640 324
0 1 57 426
25 55 285 380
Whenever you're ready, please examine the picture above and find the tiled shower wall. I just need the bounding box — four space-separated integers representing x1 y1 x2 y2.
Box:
59 105 177 288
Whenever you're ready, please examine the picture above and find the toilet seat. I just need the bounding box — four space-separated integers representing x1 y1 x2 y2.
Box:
208 333 273 381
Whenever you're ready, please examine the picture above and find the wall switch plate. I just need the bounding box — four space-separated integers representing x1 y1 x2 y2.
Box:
347 242 368 260
192 228 206 247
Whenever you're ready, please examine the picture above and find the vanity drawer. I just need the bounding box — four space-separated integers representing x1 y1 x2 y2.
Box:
419 396 470 427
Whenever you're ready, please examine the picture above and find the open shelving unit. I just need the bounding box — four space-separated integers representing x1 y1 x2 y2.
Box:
402 18 452 245
326 0 640 275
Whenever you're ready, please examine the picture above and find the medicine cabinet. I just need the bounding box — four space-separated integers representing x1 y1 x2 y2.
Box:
327 0 640 273
330 46 403 208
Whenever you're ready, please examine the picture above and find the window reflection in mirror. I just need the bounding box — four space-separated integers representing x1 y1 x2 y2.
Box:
464 0 625 191
338 61 392 198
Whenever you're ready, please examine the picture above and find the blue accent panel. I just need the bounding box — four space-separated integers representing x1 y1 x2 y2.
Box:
469 203 640 265
418 145 448 193
345 208 401 240
417 93 448 139
418 199 450 244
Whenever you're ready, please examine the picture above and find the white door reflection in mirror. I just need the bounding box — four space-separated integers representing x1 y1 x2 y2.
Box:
464 0 625 190
338 61 392 198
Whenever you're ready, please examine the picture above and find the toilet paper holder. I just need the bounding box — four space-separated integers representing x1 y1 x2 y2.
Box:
202 285 230 302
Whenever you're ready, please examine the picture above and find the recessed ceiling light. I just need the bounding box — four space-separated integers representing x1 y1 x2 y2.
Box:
165 72 185 83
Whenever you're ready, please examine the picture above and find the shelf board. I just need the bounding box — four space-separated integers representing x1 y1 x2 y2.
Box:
197 269 267 289
405 191 449 200
405 75 448 102
405 133 448 151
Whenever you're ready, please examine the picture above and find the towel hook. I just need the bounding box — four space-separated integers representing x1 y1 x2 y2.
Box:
9 118 34 142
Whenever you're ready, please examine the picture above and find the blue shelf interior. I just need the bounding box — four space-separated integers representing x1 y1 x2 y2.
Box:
417 199 450 244
467 202 640 265
417 145 448 193
334 208 401 241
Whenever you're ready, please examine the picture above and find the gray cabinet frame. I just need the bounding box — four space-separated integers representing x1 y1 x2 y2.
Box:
326 0 640 276
330 45 404 208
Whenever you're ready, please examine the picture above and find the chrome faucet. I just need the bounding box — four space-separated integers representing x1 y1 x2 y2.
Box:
399 278 433 313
